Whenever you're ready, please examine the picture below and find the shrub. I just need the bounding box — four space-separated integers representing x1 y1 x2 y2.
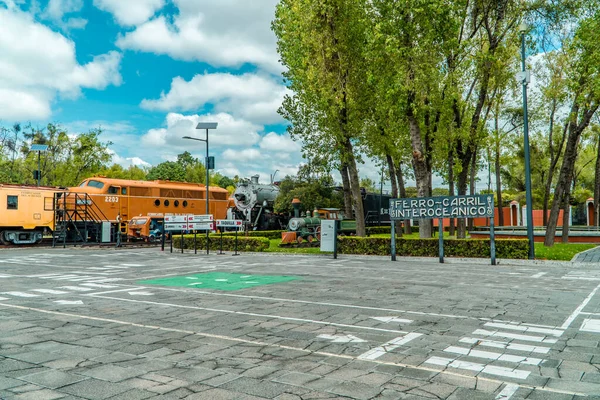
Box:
219 230 283 240
337 237 528 259
172 234 270 252
366 226 419 235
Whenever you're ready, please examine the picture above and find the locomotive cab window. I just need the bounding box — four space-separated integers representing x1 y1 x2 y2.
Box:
87 180 105 189
7 195 18 210
121 188 127 195
108 186 118 194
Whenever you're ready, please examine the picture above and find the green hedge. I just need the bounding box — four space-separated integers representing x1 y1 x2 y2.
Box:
220 230 283 240
337 237 528 259
366 226 419 235
172 234 270 252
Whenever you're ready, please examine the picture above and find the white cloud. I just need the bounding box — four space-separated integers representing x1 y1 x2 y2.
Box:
116 0 281 73
140 112 262 149
43 0 87 31
222 148 262 162
0 88 52 120
0 7 122 120
141 72 289 124
106 149 151 168
93 0 165 26
0 0 20 10
259 132 300 153
45 0 82 20
216 161 299 182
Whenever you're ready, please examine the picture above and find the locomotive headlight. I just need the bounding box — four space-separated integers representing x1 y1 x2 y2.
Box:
288 218 305 231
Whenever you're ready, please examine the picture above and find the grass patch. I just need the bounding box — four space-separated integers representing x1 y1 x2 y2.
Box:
534 243 596 261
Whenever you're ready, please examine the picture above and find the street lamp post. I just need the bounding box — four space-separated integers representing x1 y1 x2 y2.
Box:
183 122 218 255
30 144 49 187
519 23 535 259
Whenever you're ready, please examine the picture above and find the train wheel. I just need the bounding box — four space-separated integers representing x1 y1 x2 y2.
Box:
0 232 8 245
315 227 321 241
307 235 314 243
297 236 304 244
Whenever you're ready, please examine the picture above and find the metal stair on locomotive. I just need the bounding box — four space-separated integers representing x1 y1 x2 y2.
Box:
52 192 109 246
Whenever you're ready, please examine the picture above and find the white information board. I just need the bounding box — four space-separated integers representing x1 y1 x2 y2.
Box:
217 220 243 228
164 215 188 231
320 220 336 252
188 222 213 231
188 214 213 231
189 214 213 222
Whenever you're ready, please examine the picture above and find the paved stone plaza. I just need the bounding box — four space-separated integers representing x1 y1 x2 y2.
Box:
1 247 600 399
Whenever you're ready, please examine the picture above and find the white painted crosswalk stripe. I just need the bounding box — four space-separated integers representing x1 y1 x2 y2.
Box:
58 286 94 292
32 289 68 295
484 322 563 337
44 275 81 280
443 346 543 365
81 283 119 288
459 338 550 354
54 300 84 305
472 329 557 344
2 292 40 298
358 333 422 360
425 356 530 379
580 319 600 333
496 383 519 399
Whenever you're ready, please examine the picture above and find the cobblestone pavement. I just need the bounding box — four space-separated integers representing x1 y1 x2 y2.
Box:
1 248 600 399
573 246 600 263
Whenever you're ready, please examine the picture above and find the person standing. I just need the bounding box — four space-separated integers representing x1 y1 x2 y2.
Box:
116 214 122 248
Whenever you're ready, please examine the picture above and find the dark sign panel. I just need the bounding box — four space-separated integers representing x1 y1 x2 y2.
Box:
389 195 494 220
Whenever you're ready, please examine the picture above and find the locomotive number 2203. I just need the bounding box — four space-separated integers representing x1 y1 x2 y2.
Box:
105 196 119 203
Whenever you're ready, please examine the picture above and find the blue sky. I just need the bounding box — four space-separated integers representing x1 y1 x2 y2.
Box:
0 0 307 183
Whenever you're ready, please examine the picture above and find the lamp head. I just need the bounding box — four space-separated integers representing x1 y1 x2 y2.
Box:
518 22 528 34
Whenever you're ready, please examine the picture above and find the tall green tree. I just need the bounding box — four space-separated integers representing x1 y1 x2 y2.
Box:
274 0 368 236
146 161 186 182
544 11 600 246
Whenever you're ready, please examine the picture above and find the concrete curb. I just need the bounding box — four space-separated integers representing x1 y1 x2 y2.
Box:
570 244 600 262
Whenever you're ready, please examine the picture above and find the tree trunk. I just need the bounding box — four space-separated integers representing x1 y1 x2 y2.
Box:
340 164 353 219
448 150 455 235
386 154 402 237
395 161 411 235
468 147 478 232
456 139 472 238
544 120 591 247
562 191 571 243
594 135 600 226
495 138 504 226
407 112 432 239
343 138 366 236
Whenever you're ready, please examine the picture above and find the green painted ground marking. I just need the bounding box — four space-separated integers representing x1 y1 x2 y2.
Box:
138 272 301 291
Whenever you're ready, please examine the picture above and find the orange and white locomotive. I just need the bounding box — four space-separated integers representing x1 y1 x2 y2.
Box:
0 177 230 245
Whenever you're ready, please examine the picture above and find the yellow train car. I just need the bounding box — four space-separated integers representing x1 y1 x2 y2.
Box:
0 184 65 244
66 177 231 222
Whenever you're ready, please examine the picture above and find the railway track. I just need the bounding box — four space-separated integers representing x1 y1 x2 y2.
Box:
0 239 165 250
